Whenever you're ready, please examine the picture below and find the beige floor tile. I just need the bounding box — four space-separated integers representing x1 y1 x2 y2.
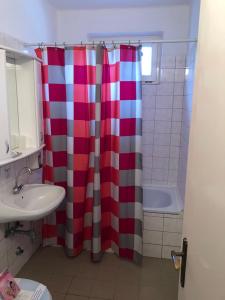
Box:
65 295 89 300
90 280 115 299
51 293 66 300
48 275 73 294
115 282 139 300
68 277 93 297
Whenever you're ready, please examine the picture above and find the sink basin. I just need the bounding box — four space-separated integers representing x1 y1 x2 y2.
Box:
0 184 65 223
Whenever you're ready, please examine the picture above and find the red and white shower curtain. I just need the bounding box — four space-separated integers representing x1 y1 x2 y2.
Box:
36 44 143 263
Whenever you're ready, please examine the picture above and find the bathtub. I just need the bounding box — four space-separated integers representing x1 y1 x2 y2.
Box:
143 185 182 214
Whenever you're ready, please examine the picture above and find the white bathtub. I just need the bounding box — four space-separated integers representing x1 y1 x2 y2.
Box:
143 185 182 214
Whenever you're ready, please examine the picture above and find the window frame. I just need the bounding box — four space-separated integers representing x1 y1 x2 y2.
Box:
141 43 161 84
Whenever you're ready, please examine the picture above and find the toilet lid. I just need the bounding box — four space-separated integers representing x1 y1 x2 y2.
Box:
15 278 52 300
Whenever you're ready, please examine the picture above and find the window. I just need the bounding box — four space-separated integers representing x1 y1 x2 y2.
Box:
141 44 160 83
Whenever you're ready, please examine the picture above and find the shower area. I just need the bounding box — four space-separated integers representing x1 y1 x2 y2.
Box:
28 38 197 262
142 41 197 258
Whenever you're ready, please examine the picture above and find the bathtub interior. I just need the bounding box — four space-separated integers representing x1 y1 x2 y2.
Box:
143 185 183 214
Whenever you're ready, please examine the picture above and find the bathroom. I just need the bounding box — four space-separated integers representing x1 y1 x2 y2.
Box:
0 0 225 299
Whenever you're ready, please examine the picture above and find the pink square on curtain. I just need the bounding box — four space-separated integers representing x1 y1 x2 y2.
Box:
120 45 137 62
119 153 136 170
74 120 90 137
101 83 112 101
74 84 88 102
49 84 66 101
47 47 65 66
120 119 136 136
74 47 87 65
102 63 119 83
120 82 136 100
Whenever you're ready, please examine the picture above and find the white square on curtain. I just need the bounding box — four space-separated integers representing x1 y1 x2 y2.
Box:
66 102 74 120
88 85 96 103
95 138 100 155
67 137 74 154
111 183 119 202
92 237 101 253
87 182 94 198
135 169 142 186
67 170 73 187
134 234 143 254
86 49 96 66
135 100 142 119
95 103 101 121
120 62 142 82
96 64 102 84
134 202 143 220
108 49 120 65
111 118 120 136
45 150 53 166
110 82 120 101
94 172 100 189
66 202 73 219
93 205 101 223
135 136 142 153
66 232 74 249
44 84 49 101
111 151 119 169
65 65 74 84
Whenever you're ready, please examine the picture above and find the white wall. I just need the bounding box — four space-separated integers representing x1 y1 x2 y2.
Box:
57 5 190 42
0 0 57 43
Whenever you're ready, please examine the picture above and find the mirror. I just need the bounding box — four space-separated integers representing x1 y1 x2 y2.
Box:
6 57 20 150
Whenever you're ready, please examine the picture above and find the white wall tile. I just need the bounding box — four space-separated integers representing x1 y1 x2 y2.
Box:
157 83 174 96
174 83 184 96
175 69 186 82
154 133 171 146
164 218 183 233
143 244 162 258
163 232 182 246
155 109 172 121
161 56 176 69
154 121 171 134
143 230 163 244
153 157 169 170
160 69 175 82
156 96 173 109
153 145 170 158
144 215 164 231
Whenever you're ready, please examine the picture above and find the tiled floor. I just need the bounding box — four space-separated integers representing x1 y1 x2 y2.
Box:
17 247 179 300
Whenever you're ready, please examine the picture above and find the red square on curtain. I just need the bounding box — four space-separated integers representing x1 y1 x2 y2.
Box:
102 63 119 83
47 47 65 66
53 151 67 167
119 219 135 234
101 101 119 119
43 101 50 118
120 186 135 202
120 119 136 136
74 103 90 120
120 153 136 170
74 137 90 154
73 170 88 187
56 210 66 224
42 66 49 83
74 186 86 202
74 66 96 84
51 119 67 135
120 45 137 62
49 84 66 101
120 82 136 100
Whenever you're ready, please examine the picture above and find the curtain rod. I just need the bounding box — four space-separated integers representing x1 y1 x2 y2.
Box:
24 39 197 48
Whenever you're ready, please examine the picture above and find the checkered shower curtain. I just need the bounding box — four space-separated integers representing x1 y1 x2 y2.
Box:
36 45 142 263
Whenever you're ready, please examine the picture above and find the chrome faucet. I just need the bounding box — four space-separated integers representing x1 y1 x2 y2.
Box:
13 167 32 194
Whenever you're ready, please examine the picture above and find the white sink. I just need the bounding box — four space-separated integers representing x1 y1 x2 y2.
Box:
0 184 65 223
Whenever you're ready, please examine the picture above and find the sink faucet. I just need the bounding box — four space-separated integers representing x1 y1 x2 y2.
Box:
13 167 32 194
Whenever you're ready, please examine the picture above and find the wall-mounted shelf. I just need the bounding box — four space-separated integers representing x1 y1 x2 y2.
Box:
0 144 45 167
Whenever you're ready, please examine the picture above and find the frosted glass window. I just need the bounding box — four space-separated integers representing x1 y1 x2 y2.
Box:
141 46 152 76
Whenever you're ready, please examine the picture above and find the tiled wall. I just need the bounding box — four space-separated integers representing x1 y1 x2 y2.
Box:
0 156 42 275
143 212 183 259
177 45 196 205
142 54 186 186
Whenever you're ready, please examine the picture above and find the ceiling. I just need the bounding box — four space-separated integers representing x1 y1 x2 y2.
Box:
48 0 192 10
